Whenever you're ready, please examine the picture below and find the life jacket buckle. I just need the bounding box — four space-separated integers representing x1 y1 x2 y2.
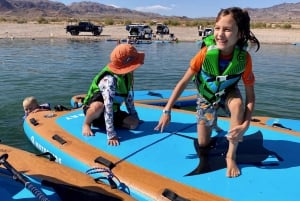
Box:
212 99 220 107
216 75 228 82
215 89 225 97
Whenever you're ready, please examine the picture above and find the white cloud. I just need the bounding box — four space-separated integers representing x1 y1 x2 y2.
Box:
135 5 173 13
108 4 119 8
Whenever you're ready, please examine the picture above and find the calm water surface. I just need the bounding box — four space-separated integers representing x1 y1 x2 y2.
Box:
0 38 299 153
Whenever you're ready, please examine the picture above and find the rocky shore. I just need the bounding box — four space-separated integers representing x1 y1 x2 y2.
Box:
1 23 300 44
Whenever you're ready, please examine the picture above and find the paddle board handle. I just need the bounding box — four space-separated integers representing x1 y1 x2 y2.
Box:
0 154 51 201
52 134 67 145
147 91 164 98
272 123 292 130
30 118 39 126
162 188 190 201
95 156 115 169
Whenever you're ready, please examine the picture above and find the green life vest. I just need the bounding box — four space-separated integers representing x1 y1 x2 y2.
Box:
193 35 247 104
83 66 133 111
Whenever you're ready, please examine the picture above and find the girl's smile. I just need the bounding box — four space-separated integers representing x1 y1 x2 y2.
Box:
214 14 240 55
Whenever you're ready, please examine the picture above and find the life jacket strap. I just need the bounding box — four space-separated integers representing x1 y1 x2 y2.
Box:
206 74 241 82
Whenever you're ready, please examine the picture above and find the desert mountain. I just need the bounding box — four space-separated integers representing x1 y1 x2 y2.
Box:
0 0 299 22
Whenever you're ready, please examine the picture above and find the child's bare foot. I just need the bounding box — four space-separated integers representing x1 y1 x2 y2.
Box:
226 157 240 178
82 124 94 136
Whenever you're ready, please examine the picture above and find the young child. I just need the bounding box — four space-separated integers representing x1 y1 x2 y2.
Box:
155 7 260 178
23 96 51 119
82 44 145 146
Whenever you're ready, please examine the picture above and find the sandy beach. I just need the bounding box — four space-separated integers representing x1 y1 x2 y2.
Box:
1 23 300 44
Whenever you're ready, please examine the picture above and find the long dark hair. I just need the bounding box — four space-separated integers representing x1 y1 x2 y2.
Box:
216 7 260 52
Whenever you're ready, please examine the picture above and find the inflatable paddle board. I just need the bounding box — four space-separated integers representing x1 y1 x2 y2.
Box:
0 143 136 201
252 116 300 132
70 89 197 109
23 104 300 201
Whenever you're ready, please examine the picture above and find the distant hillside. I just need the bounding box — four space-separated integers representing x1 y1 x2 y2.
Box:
247 3 300 22
0 0 299 22
0 0 162 20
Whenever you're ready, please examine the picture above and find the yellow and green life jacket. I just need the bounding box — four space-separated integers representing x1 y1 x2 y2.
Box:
193 35 247 104
83 66 133 111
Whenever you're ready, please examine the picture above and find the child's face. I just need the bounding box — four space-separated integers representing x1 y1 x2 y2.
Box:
214 14 240 55
23 103 38 115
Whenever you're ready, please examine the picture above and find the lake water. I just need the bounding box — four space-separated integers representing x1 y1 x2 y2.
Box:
1 38 300 153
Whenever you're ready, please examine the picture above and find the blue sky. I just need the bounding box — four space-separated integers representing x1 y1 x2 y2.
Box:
56 0 300 18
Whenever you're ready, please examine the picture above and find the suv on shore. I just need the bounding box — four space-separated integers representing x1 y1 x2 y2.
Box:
125 24 153 40
198 27 214 39
156 23 169 35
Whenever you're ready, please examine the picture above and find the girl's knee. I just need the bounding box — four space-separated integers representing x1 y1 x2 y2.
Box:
89 102 104 112
123 116 139 129
129 118 139 129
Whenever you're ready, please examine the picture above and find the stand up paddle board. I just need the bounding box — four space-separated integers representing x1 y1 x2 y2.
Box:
0 143 136 201
23 104 300 201
252 116 300 132
70 89 197 109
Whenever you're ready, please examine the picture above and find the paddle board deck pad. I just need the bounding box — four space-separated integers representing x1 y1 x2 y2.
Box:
0 144 136 201
70 89 197 109
23 104 300 201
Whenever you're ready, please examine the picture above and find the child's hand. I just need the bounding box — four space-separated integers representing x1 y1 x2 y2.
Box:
154 114 171 133
32 108 40 113
226 125 245 142
108 136 120 146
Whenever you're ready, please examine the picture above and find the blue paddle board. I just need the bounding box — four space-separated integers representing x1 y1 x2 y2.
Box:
0 167 61 201
70 89 197 109
266 118 300 132
23 104 300 201
252 116 300 132
0 144 135 201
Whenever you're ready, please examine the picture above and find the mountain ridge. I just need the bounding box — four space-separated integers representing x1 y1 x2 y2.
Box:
0 0 299 22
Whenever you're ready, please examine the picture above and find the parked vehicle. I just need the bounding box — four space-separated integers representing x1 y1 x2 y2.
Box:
65 21 103 36
125 23 153 40
156 23 169 35
198 26 214 39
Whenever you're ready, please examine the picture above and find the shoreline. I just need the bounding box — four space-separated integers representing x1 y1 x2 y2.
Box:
1 23 300 44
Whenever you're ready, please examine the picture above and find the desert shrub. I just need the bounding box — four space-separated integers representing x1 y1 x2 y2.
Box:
281 23 292 29
0 17 7 22
251 22 267 28
104 18 114 25
37 17 48 24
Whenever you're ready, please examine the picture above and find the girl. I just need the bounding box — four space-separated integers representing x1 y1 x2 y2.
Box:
155 7 260 178
82 44 144 146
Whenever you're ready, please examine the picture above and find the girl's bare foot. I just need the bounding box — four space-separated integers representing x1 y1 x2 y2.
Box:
82 124 94 136
226 157 240 177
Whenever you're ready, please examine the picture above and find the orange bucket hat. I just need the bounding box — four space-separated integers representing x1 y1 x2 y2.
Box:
108 44 145 74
